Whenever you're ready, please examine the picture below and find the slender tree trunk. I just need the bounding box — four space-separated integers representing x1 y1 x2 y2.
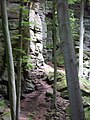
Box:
52 0 57 109
1 0 16 120
57 0 85 120
16 0 23 120
79 0 84 78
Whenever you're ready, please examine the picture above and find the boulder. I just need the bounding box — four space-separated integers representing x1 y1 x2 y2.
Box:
23 79 35 93
84 107 90 120
43 64 65 85
0 108 11 120
0 100 6 115
46 88 53 97
43 64 90 108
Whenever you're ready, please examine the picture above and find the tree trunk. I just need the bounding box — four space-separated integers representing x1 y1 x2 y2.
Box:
57 0 85 120
79 0 84 78
52 0 57 109
1 0 16 120
16 0 23 120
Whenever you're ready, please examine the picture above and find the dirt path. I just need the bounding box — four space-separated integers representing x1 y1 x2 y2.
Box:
20 80 69 120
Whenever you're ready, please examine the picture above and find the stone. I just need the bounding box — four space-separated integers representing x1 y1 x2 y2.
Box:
2 70 8 81
79 78 90 94
37 53 44 67
35 32 43 41
34 14 42 32
9 19 18 30
7 3 19 18
0 100 6 115
44 65 66 85
82 96 90 107
32 1 39 12
1 108 11 120
35 83 42 90
60 90 69 99
85 107 90 120
23 79 35 93
30 30 37 42
83 68 90 79
29 10 35 29
30 41 36 53
47 49 53 61
56 80 67 92
46 88 53 97
36 43 43 52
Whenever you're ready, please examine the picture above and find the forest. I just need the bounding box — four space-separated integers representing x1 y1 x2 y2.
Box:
0 0 90 120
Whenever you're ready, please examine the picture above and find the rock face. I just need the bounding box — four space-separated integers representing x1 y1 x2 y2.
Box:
0 0 90 96
29 0 47 68
83 18 90 78
0 0 47 93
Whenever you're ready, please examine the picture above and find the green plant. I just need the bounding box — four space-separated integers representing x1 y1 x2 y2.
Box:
70 9 79 41
46 43 53 49
22 55 33 70
28 114 34 120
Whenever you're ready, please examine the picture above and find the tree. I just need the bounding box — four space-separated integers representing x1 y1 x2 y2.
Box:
52 0 57 109
79 0 84 78
1 0 16 120
57 0 85 120
16 0 23 120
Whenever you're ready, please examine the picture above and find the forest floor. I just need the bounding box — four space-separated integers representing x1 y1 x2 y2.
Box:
0 63 70 120
20 78 70 120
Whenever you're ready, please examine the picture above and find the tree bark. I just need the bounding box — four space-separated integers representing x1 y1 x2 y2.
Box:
57 0 85 120
1 0 16 120
16 0 23 120
52 0 57 109
79 0 84 78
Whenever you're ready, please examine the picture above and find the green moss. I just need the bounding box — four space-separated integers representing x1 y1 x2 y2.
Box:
56 80 67 91
57 55 64 66
80 78 90 94
83 96 90 107
0 100 6 107
85 107 90 120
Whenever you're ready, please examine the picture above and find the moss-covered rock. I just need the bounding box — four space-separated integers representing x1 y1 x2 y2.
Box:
56 80 67 92
0 100 11 120
0 100 6 114
84 107 90 120
80 78 90 94
0 109 11 120
44 64 66 85
60 90 69 99
83 96 90 107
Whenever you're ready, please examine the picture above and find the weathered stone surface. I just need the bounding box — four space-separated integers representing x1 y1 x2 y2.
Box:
29 10 35 29
8 19 19 30
30 30 37 42
34 15 42 31
2 70 8 81
29 0 45 71
0 109 11 120
35 32 43 41
85 107 90 120
46 88 53 97
30 41 36 53
7 3 19 18
43 64 65 84
36 43 43 52
37 53 44 67
0 100 6 115
23 68 46 93
23 77 35 93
